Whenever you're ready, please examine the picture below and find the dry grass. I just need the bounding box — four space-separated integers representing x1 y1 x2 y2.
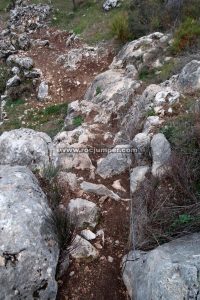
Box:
130 109 200 251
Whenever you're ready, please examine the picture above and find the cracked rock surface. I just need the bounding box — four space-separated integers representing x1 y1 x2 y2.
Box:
0 165 59 300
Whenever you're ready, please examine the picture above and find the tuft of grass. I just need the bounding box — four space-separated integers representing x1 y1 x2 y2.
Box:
73 115 84 127
96 86 102 96
171 18 200 54
146 108 156 117
43 165 60 182
110 12 130 43
0 65 10 94
46 208 75 250
1 101 67 137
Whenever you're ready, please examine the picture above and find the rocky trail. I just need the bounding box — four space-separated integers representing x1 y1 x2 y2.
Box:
1 1 200 300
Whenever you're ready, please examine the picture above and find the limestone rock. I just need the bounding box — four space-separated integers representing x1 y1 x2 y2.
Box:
80 181 120 201
68 198 99 229
0 165 59 300
123 233 200 300
70 235 99 260
151 133 171 176
96 145 132 179
0 128 58 173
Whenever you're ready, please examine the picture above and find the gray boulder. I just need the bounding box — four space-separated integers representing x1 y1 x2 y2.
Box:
6 75 21 88
38 81 49 101
178 60 200 94
103 0 119 11
0 165 59 300
132 133 150 163
7 54 33 70
68 198 99 229
110 32 170 70
80 181 120 201
17 33 30 50
70 235 99 261
96 145 132 179
84 69 140 124
151 133 171 176
0 128 58 173
123 233 200 300
130 166 149 194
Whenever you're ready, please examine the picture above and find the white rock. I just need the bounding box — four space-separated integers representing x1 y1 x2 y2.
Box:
80 229 96 241
68 198 99 229
130 166 149 194
70 235 99 260
80 181 121 201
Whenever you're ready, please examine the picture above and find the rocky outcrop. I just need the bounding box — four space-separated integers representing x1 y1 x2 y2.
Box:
123 233 200 300
110 32 171 70
0 128 58 173
178 60 200 94
0 165 59 299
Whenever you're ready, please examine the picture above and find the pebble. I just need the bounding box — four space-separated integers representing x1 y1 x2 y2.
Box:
108 256 114 263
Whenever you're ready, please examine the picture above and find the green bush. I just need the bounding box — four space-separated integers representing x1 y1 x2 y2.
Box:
0 65 10 94
110 12 130 43
171 18 200 53
73 115 84 127
128 0 200 39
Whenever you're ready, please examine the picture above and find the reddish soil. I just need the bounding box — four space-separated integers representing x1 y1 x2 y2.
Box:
25 28 114 106
57 171 131 300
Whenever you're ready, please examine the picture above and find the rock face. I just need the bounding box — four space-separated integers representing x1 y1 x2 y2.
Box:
84 69 140 124
0 128 58 173
123 233 200 300
0 165 59 300
178 60 200 93
151 133 171 176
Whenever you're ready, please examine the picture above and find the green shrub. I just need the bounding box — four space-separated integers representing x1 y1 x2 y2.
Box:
128 0 200 40
171 18 200 53
96 86 102 96
73 115 84 127
110 12 130 43
0 65 10 94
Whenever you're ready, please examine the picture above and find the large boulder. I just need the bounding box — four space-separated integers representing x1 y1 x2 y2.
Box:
123 233 200 300
110 32 170 70
0 165 59 299
7 54 34 70
178 60 200 94
0 128 58 173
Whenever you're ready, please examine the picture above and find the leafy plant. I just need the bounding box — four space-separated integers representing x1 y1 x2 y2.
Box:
0 65 10 94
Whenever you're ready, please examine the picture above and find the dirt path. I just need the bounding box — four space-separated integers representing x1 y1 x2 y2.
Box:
26 28 114 105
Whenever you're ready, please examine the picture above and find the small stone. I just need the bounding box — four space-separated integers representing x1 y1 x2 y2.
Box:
108 256 114 263
81 229 96 241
